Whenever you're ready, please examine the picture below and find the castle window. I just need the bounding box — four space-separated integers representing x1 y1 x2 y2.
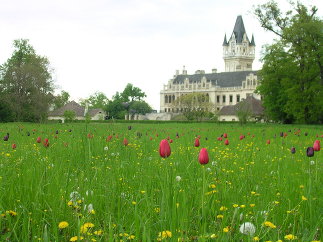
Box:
203 82 205 87
222 95 226 103
229 95 233 103
236 94 240 103
165 95 168 103
217 107 220 111
172 95 175 102
165 108 167 112
217 95 220 103
236 65 241 70
168 95 172 103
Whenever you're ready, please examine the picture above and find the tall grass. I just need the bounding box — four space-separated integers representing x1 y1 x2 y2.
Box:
0 122 322 241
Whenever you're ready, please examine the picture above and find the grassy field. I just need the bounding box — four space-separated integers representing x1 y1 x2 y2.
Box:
0 122 322 241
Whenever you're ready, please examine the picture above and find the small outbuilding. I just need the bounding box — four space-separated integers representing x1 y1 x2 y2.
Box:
218 96 264 122
48 101 106 123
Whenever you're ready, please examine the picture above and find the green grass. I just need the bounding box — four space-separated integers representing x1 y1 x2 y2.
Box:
0 122 322 241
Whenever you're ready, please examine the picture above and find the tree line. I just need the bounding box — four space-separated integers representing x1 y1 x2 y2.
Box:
0 40 152 122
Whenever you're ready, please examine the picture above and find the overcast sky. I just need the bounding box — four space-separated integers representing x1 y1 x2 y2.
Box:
0 0 322 110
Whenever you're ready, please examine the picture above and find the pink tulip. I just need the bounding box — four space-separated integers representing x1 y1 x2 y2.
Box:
198 148 209 165
159 139 171 158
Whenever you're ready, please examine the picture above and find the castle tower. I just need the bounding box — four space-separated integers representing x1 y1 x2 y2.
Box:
223 15 255 72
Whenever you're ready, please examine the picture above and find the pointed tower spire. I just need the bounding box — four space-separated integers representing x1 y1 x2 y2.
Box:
250 34 255 46
222 34 229 46
232 15 246 43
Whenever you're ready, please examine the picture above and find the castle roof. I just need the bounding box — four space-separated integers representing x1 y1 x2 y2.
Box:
172 70 258 88
48 101 104 117
232 15 247 43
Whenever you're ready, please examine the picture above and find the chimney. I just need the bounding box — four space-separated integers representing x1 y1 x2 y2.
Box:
212 68 217 73
195 70 201 74
182 65 187 75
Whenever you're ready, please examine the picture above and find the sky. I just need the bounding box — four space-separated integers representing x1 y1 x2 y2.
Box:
0 0 322 110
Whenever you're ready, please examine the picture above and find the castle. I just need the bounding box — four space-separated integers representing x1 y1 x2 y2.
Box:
160 15 261 120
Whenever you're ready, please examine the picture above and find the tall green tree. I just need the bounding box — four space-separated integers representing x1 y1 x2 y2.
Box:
0 39 54 122
53 90 70 109
121 83 146 102
254 1 323 123
80 91 109 109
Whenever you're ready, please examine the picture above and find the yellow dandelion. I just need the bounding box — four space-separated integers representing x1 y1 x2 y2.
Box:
158 230 172 239
240 205 246 208
284 234 297 240
132 201 137 205
70 236 84 241
263 221 276 229
94 230 103 235
253 236 260 241
223 226 229 233
210 234 217 238
250 204 255 207
233 204 239 208
58 221 69 229
220 206 228 211
216 214 224 219
301 195 307 201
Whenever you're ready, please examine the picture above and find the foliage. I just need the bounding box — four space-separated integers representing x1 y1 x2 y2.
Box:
254 1 323 124
172 93 214 121
0 122 322 241
53 90 70 110
105 84 151 119
0 39 54 122
63 110 76 122
236 101 252 125
0 97 14 122
80 92 109 109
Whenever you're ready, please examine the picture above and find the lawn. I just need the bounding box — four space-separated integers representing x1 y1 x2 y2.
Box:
0 122 322 241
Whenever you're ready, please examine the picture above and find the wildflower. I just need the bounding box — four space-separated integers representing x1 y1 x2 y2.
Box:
220 206 228 211
154 207 160 213
284 234 297 240
301 195 307 201
58 221 69 229
263 221 276 229
70 236 84 241
175 176 182 182
253 236 260 241
132 201 136 205
313 140 320 151
194 138 200 147
310 160 315 165
80 222 94 234
159 139 171 158
250 204 255 207
210 234 217 238
233 204 239 208
217 214 224 219
239 222 256 235
7 210 17 216
93 230 103 235
198 148 209 165
223 226 230 233
104 146 109 151
158 230 172 239
306 147 314 157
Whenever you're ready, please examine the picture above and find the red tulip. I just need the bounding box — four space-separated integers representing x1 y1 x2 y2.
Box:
43 138 49 148
12 144 16 149
224 139 229 145
159 139 171 158
217 137 222 141
223 133 228 138
170 139 173 143
239 135 245 140
266 139 270 144
149 137 153 141
313 140 320 151
198 148 209 165
106 135 113 142
36 137 41 143
194 138 200 147
123 138 128 146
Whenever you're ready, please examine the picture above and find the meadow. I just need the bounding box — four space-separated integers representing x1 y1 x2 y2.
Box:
0 122 322 241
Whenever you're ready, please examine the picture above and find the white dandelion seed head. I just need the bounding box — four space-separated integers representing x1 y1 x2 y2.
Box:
211 161 217 166
104 146 109 151
239 222 256 236
176 176 182 182
206 168 211 172
69 191 80 201
310 160 315 165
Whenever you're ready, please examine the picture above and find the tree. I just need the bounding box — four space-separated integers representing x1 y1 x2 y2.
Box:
254 1 323 123
53 90 70 109
236 99 252 125
0 39 54 122
129 100 152 115
172 93 214 121
80 91 109 109
63 110 76 122
121 83 146 102
105 92 127 119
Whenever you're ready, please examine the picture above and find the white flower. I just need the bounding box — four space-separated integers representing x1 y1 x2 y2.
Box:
239 222 256 236
310 160 315 165
176 176 181 182
85 190 93 196
211 161 217 166
104 146 109 151
206 168 211 172
69 191 80 201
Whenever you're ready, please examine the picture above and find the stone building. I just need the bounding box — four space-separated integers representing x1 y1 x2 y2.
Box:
160 15 261 118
